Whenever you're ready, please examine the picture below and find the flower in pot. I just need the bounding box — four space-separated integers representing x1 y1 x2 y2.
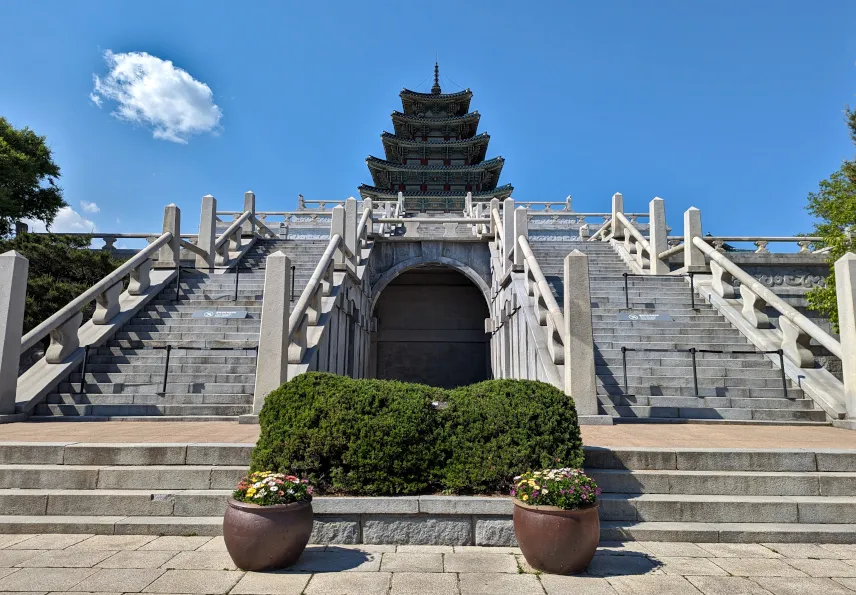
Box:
223 471 314 571
512 468 601 574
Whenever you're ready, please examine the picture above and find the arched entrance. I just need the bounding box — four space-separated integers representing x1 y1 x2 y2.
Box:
370 266 491 388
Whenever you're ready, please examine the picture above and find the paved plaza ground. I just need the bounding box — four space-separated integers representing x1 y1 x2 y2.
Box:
2 421 856 448
1 535 856 594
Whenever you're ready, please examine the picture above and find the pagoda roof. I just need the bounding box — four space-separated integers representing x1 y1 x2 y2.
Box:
380 131 490 147
366 155 504 173
391 111 480 138
400 88 473 100
358 183 514 201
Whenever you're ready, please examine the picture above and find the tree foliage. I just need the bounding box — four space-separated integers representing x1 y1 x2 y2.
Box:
0 117 66 237
805 107 856 331
0 234 123 334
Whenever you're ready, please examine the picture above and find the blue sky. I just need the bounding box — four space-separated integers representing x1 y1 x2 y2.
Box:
1 1 855 241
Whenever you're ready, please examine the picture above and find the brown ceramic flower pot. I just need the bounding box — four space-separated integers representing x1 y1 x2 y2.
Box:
223 498 313 571
513 498 599 574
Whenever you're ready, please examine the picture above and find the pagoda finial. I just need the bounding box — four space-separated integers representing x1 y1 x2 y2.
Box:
431 61 441 94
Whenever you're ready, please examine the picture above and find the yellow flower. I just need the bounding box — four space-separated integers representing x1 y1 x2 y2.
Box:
246 488 256 496
521 494 529 501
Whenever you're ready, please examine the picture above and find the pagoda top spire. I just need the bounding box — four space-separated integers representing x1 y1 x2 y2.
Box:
431 62 441 95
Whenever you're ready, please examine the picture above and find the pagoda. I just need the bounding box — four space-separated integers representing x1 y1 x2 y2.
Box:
358 63 513 212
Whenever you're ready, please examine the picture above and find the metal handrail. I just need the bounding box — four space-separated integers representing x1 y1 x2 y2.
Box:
517 235 566 338
21 232 173 351
288 234 341 338
214 211 252 249
693 236 843 359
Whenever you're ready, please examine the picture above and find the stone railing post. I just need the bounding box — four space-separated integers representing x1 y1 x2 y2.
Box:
331 205 346 268
684 207 706 272
197 194 216 270
252 251 291 413
835 253 856 417
565 195 572 211
564 250 598 416
648 197 668 274
502 198 515 272
0 251 28 414
243 191 256 237
344 197 358 274
489 198 500 235
513 206 528 268
156 204 181 269
465 192 473 216
611 192 625 239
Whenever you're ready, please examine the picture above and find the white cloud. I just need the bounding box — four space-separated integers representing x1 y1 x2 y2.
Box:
23 207 96 233
80 200 100 213
90 50 222 144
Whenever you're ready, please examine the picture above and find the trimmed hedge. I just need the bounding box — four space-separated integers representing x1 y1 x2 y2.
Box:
251 373 583 496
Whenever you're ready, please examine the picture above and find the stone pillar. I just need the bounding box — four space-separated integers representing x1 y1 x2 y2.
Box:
564 250 598 416
243 191 256 237
344 197 358 274
684 207 706 272
0 251 28 414
465 192 472 215
514 206 528 268
611 192 624 239
157 204 180 269
197 195 216 270
835 253 856 418
648 197 668 274
502 198 515 272
331 205 345 268
489 198 500 235
252 251 291 413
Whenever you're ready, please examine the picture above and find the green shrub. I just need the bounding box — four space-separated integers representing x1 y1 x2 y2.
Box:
251 374 584 496
251 372 444 495
438 379 583 494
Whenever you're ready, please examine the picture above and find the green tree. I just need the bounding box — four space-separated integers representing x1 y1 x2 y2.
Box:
0 234 122 334
0 117 66 237
805 107 856 332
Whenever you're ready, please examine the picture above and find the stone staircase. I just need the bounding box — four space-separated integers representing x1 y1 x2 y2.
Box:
530 241 828 423
1 442 855 543
30 239 330 421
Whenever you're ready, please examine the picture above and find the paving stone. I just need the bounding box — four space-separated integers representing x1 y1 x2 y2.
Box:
222 570 310 595
607 576 703 595
640 542 710 558
390 572 459 595
540 574 619 594
0 591 45 595
656 557 728 576
16 549 114 568
0 568 19 580
594 542 651 557
69 535 157 551
70 568 164 592
0 536 38 549
458 573 543 595
331 544 394 553
697 544 782 558
7 535 93 550
443 553 518 573
761 543 843 558
97 550 179 568
142 569 244 594
0 568 98 592
585 555 662 577
163 551 237 571
709 558 807 577
380 553 443 572
454 546 520 554
783 558 856 577
291 549 381 572
754 577 855 595
140 537 214 551
0 551 43 568
685 576 774 595
398 545 453 553
304 572 391 595
835 578 856 590
820 544 856 558
196 536 227 552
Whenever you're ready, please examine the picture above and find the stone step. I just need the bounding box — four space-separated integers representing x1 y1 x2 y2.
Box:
594 341 754 351
83 363 257 374
46 393 253 405
595 365 788 379
599 404 826 421
33 403 252 417
86 354 257 365
597 384 804 399
66 372 254 384
601 395 816 410
597 375 792 390
56 382 254 394
0 464 246 488
594 328 745 339
105 340 258 349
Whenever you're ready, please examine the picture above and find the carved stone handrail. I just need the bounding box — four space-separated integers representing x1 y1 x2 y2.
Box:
589 218 612 241
213 211 252 266
699 236 825 254
517 235 566 365
693 236 843 361
20 231 172 355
